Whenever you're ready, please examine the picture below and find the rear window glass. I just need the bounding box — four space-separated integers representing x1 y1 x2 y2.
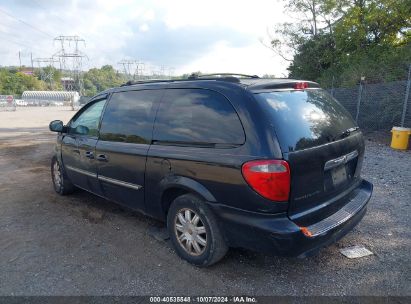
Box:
153 89 245 146
254 89 357 152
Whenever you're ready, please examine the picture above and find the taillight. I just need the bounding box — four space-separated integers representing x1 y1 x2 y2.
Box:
294 82 308 89
241 159 290 202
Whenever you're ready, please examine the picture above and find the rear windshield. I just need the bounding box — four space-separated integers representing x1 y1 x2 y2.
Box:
254 89 357 152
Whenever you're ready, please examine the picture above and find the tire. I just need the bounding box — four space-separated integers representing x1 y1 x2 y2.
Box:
51 156 75 195
167 193 228 267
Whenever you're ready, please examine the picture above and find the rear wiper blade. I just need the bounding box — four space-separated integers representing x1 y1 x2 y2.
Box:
339 126 360 139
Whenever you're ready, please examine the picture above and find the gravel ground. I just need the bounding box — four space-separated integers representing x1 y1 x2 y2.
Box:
0 107 410 296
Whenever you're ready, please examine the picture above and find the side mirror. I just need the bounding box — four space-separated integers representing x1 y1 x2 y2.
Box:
49 120 64 132
75 125 89 135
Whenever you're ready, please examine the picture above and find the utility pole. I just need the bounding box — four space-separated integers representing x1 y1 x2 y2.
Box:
30 52 34 74
355 76 365 123
18 51 21 69
401 64 411 127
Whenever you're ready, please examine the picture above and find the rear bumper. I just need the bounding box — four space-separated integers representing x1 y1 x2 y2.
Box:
209 179 373 257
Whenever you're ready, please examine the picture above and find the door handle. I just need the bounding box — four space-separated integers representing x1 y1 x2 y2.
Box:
96 154 108 162
85 151 94 159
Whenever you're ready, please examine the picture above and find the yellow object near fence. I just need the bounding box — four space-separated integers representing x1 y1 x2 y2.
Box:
391 127 411 150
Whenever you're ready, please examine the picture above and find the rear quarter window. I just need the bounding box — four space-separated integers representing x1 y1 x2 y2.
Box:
153 88 245 146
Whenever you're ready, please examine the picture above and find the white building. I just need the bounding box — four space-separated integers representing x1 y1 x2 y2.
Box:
22 91 80 110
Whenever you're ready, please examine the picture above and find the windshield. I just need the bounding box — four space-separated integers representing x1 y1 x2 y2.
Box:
254 89 357 152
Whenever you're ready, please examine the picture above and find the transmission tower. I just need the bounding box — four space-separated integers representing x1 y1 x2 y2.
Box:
32 57 60 89
118 59 145 80
53 35 87 94
159 65 167 76
149 65 174 79
168 67 175 78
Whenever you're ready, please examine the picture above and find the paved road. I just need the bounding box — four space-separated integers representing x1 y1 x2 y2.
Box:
0 108 410 295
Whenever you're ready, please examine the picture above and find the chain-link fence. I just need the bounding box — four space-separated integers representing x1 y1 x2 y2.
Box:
0 91 82 111
326 64 411 131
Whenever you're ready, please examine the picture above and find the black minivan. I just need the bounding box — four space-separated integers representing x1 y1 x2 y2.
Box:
49 74 372 266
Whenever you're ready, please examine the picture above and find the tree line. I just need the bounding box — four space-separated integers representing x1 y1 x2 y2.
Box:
0 65 126 97
271 0 410 87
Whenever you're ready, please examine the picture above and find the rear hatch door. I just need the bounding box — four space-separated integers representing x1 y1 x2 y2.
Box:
254 89 364 225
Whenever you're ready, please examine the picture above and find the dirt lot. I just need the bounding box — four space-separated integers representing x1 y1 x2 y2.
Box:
0 107 410 296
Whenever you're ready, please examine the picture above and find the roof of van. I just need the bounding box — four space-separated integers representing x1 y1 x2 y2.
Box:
115 74 320 93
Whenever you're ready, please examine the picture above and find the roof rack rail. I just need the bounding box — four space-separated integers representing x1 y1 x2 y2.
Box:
120 79 176 87
188 73 259 79
119 73 260 87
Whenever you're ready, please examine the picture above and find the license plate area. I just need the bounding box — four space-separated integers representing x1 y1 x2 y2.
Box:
324 164 351 191
324 151 358 192
331 165 347 186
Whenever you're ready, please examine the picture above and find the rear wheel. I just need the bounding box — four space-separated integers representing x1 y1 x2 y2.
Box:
167 194 228 267
51 156 75 195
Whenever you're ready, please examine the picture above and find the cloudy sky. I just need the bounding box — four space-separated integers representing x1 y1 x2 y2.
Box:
0 0 290 76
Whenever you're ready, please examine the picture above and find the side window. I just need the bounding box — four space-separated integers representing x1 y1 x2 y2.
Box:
153 89 245 145
70 98 106 137
99 90 160 144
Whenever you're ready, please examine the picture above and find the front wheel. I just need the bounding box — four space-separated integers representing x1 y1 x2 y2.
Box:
167 194 228 267
51 156 75 195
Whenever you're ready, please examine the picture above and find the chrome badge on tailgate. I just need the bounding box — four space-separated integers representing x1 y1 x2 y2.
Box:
324 150 359 189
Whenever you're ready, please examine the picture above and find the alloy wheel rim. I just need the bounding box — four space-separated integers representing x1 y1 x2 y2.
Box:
174 208 207 256
53 161 62 189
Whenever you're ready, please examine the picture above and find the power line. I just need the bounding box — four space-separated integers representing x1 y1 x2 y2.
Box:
31 0 71 30
0 7 54 38
29 0 86 38
0 35 30 49
0 30 47 52
0 33 42 51
31 0 49 11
